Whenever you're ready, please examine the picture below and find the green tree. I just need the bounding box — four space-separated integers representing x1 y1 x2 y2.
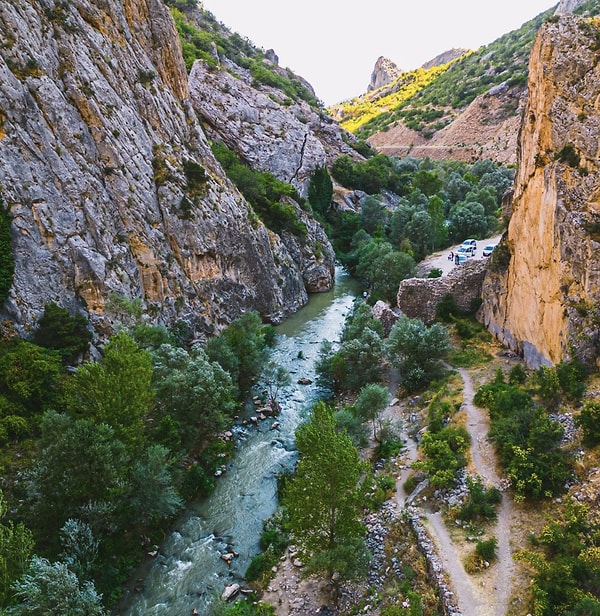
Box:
151 344 236 450
0 340 63 419
307 166 333 218
360 195 388 236
354 383 389 439
0 491 34 606
68 332 153 451
32 303 92 365
260 360 291 413
284 402 370 582
9 556 106 615
386 317 451 392
126 444 183 526
205 311 269 397
26 411 129 536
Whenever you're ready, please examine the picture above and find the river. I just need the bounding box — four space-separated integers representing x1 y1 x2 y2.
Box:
117 268 361 615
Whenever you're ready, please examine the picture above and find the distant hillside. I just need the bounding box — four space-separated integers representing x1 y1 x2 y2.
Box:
328 6 558 163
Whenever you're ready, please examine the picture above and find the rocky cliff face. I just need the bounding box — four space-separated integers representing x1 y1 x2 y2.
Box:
188 56 357 198
367 56 404 92
481 13 600 368
0 0 337 339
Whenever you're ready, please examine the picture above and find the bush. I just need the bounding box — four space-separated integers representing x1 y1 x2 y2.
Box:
475 537 497 562
32 303 92 364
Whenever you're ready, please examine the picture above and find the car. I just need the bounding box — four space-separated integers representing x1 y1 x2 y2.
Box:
460 239 477 255
456 246 473 258
482 244 496 257
456 254 468 264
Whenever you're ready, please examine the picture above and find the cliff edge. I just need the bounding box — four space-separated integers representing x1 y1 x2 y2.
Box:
481 13 600 368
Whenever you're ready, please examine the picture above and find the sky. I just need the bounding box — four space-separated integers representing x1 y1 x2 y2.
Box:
200 0 557 106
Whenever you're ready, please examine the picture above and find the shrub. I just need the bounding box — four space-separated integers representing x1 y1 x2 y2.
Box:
32 303 92 364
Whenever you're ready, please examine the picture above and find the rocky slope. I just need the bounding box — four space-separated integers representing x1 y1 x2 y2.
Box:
481 12 600 368
0 0 345 340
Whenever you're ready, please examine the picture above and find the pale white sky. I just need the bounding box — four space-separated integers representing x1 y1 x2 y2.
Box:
200 1 557 106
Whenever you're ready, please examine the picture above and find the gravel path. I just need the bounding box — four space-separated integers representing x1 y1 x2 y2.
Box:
419 369 516 616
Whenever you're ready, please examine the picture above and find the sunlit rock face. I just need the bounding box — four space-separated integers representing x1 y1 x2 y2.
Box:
481 14 600 368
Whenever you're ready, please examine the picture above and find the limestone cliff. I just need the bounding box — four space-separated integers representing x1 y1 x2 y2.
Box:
481 13 600 368
0 0 337 339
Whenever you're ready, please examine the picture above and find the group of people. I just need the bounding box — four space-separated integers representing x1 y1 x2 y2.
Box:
448 250 460 265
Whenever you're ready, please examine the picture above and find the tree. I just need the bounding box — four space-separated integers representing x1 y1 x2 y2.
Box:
126 445 184 526
386 317 451 392
26 411 129 536
0 340 63 418
307 166 333 218
68 332 153 451
151 344 236 450
0 490 34 606
260 360 291 413
205 311 269 396
0 194 14 305
284 402 370 582
353 383 389 439
360 195 388 236
9 556 106 615
32 303 92 364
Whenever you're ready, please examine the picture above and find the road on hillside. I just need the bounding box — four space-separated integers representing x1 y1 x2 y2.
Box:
416 235 502 277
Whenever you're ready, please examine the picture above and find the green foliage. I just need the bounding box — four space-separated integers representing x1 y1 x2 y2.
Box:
576 401 600 444
0 339 64 419
458 476 502 522
32 303 92 364
151 343 236 452
475 536 498 562
204 311 269 397
9 556 106 615
0 194 14 305
556 144 581 168
211 141 307 237
517 499 600 616
354 383 389 439
386 317 451 392
474 379 572 501
67 332 153 451
307 166 333 219
25 411 129 538
535 359 587 409
126 444 183 526
0 490 34 607
284 402 370 581
413 425 470 488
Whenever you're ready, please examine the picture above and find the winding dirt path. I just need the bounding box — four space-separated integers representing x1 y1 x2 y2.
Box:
417 368 516 616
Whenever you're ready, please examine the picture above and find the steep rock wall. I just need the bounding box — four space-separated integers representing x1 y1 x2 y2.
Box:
0 0 335 339
481 14 600 367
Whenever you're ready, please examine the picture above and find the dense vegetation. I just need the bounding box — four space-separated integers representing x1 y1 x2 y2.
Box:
0 195 14 305
308 155 513 302
0 304 275 611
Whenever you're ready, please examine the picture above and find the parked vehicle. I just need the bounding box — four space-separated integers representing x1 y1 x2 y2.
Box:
482 244 496 257
456 245 474 258
456 254 468 264
460 239 477 255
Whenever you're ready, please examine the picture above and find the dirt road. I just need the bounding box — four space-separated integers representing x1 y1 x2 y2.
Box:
416 369 516 616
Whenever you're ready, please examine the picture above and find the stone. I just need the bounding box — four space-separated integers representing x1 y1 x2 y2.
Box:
220 583 240 601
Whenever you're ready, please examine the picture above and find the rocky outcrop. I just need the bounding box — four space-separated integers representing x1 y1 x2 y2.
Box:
421 49 469 71
367 56 404 92
481 14 600 368
0 0 336 339
397 260 487 324
188 58 358 198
